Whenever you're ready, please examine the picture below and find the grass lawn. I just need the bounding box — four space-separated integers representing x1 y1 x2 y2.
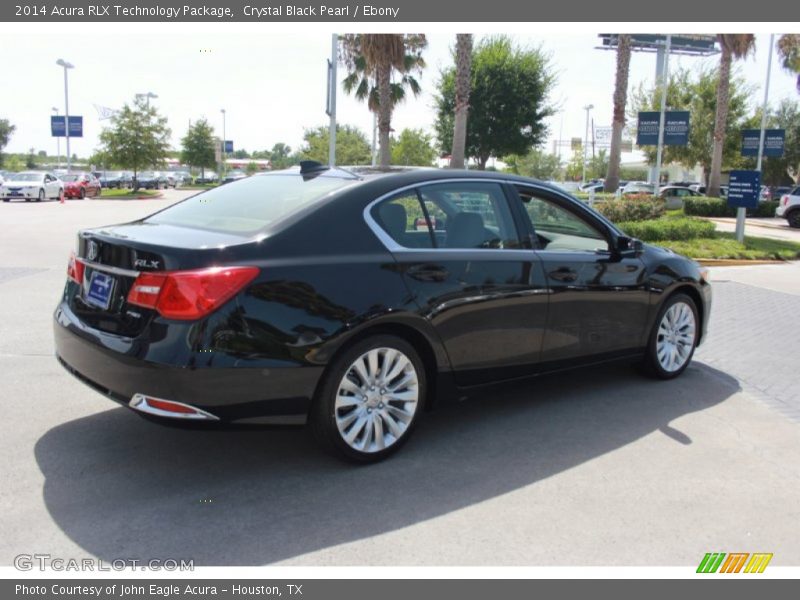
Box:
652 233 800 261
100 189 161 199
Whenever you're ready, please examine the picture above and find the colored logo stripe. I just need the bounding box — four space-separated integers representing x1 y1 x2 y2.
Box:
697 552 773 573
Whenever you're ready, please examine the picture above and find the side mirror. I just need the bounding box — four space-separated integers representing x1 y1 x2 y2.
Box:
616 236 643 254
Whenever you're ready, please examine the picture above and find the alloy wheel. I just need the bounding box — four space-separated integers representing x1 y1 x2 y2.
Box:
656 301 696 372
334 347 420 453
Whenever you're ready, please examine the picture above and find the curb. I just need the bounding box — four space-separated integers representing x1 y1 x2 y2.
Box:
707 217 787 231
96 192 164 201
696 258 786 267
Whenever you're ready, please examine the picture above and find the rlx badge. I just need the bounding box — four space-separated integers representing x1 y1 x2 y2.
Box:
134 258 160 269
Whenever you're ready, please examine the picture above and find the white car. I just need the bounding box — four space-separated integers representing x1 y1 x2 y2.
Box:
1 171 64 202
622 181 655 195
775 186 800 229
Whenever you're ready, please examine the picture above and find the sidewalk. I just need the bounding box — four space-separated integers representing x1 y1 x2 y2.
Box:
706 217 800 242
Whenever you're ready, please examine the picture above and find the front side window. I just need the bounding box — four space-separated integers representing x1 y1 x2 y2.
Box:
517 189 608 253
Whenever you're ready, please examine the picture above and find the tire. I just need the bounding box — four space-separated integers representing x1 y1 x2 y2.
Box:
640 293 699 379
79 187 86 200
788 210 800 229
310 335 426 463
37 189 44 202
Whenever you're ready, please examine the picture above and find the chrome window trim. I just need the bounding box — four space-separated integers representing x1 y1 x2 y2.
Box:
363 177 537 254
78 259 140 278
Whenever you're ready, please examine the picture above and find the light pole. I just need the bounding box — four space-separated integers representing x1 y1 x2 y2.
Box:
56 59 74 174
582 104 594 184
52 107 60 169
220 109 227 176
135 92 158 107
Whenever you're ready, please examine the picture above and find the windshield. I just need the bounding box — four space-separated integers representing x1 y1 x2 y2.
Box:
63 175 84 182
145 174 356 234
10 173 42 182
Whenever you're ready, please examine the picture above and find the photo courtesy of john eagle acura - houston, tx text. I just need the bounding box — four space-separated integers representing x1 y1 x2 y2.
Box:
53 163 711 462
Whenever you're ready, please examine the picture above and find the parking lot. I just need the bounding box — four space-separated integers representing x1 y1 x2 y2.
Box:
1 191 799 566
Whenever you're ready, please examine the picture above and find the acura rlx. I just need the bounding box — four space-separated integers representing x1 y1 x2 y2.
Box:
54 163 711 462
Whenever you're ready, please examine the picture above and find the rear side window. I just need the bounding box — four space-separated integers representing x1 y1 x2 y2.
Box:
372 191 435 249
146 174 353 234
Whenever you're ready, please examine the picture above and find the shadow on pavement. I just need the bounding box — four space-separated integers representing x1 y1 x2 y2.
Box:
34 361 738 565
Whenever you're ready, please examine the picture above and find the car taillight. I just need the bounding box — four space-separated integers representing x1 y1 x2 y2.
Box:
67 251 85 284
127 266 259 320
782 195 790 206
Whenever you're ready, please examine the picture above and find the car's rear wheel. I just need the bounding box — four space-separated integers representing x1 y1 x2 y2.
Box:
788 210 800 229
79 187 86 200
310 335 425 463
640 293 699 379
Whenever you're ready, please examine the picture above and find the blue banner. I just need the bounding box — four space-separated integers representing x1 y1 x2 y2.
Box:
224 140 233 153
741 129 785 157
727 170 761 209
636 111 690 146
51 116 83 137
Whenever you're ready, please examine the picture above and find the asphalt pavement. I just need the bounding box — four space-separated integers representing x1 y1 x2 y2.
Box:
0 191 798 566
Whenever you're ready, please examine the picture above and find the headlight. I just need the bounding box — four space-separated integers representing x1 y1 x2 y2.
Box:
698 266 710 283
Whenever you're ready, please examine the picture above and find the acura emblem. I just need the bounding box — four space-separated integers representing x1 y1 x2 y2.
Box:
86 240 99 261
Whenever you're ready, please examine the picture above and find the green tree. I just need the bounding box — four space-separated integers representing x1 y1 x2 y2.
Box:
777 34 800 93
180 118 216 179
4 155 24 172
435 36 556 169
340 34 428 168
26 148 36 169
232 149 250 159
390 128 437 166
450 33 473 169
269 143 297 169
708 34 756 197
88 149 114 170
605 34 632 192
300 125 371 165
245 161 259 176
503 147 561 180
629 66 753 184
99 96 171 181
0 119 14 167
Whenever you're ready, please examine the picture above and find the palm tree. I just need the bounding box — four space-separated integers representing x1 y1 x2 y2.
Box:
604 34 632 193
450 34 473 169
340 34 427 168
707 34 756 198
777 34 800 93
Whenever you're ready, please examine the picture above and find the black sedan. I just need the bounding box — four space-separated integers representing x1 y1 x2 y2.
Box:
54 164 711 462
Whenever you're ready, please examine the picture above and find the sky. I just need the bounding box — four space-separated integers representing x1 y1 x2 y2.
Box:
1 29 797 163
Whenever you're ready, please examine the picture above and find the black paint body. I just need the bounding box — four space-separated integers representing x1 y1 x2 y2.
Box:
54 169 711 424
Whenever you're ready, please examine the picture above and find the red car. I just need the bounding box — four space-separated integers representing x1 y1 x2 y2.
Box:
63 172 101 199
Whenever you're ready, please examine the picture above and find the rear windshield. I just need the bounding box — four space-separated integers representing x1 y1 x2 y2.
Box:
145 174 355 234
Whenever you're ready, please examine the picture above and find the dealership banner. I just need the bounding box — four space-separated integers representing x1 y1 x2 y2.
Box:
1 0 789 21
636 111 690 146
741 129 786 157
50 115 83 138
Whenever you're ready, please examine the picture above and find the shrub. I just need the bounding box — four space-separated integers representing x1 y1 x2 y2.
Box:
617 217 716 242
684 197 779 218
595 197 665 223
683 197 736 217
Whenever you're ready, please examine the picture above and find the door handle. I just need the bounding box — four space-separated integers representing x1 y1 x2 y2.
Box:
406 264 449 282
548 267 578 282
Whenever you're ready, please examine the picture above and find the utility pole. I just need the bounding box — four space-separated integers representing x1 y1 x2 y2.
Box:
582 104 594 184
56 59 74 174
328 33 338 167
653 34 672 189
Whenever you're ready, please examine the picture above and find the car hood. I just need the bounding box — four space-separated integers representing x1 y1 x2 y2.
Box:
3 178 42 186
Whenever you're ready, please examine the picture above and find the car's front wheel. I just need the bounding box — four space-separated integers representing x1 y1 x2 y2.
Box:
37 189 44 202
641 293 699 379
788 210 800 229
310 335 426 463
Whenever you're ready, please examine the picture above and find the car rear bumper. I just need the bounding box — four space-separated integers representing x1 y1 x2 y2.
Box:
54 301 321 425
